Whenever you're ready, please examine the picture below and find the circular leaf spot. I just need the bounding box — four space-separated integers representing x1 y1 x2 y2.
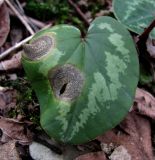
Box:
48 64 84 101
23 36 53 60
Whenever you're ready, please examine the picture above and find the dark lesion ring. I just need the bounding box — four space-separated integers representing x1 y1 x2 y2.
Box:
48 64 84 102
23 36 53 60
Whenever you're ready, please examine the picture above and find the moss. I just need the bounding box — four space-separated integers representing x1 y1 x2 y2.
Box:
1 75 40 125
25 0 71 21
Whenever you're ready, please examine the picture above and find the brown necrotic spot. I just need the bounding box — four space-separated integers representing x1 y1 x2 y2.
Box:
23 36 53 60
48 64 84 101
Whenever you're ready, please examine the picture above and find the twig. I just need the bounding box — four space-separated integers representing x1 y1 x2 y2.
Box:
0 35 33 60
8 7 46 29
68 0 90 26
13 0 39 32
14 0 25 14
5 0 35 35
26 16 46 29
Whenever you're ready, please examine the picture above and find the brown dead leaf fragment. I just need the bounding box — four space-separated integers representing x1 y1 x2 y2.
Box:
133 88 155 119
0 3 10 47
75 151 107 160
0 51 22 71
0 87 17 115
0 140 21 160
0 116 32 145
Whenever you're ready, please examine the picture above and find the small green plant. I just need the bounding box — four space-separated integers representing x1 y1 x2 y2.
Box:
113 0 155 38
22 16 139 144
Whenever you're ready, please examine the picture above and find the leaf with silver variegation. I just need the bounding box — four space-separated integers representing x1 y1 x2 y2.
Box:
22 16 139 144
113 0 155 38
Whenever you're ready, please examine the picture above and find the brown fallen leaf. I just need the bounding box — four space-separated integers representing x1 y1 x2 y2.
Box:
0 51 22 71
0 86 17 116
0 2 10 47
0 140 21 160
133 88 155 119
0 116 32 145
75 151 107 160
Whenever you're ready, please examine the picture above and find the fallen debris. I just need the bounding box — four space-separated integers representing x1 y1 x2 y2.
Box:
0 51 22 71
0 140 21 160
109 145 131 160
75 151 107 160
0 2 10 47
0 116 32 145
0 86 17 116
29 141 63 160
133 88 155 119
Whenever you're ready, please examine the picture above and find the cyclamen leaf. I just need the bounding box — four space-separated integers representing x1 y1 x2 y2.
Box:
113 0 155 38
22 16 139 144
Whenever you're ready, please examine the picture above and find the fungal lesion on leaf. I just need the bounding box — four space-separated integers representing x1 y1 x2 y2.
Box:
59 83 68 95
23 35 54 60
48 64 84 101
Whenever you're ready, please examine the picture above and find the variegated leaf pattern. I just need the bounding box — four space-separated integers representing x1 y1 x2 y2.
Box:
113 0 155 38
22 16 139 144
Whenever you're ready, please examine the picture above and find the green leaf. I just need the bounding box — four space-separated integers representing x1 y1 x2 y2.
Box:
22 16 139 144
113 0 155 38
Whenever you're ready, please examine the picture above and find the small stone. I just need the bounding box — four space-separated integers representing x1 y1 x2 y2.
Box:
29 142 63 160
109 145 131 160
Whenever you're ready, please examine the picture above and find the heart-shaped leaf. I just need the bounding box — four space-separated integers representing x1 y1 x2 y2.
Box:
22 16 139 144
113 0 155 38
